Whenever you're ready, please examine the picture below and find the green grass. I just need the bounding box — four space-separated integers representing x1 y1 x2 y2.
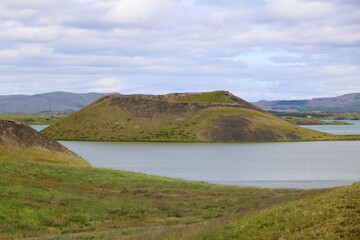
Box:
169 91 237 104
0 146 91 167
194 182 360 240
0 160 326 239
0 113 69 125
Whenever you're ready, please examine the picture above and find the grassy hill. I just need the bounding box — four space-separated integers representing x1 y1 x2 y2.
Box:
0 159 326 239
192 182 360 240
0 119 90 166
42 91 331 142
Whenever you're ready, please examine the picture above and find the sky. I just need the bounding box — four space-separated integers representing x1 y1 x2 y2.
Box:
0 0 359 101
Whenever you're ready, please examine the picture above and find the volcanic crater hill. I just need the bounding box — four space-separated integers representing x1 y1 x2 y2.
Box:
42 91 330 142
0 119 90 166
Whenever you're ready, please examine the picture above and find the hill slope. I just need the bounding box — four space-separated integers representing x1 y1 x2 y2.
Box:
196 182 360 240
253 93 360 112
0 159 325 239
0 119 90 166
0 91 109 113
42 91 330 142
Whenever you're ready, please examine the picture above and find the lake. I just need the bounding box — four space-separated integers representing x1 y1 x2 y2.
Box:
30 124 360 189
60 141 360 189
300 120 360 135
30 125 48 131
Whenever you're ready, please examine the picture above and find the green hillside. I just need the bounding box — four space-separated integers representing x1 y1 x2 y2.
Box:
0 119 90 167
42 91 331 142
0 160 325 239
193 182 360 240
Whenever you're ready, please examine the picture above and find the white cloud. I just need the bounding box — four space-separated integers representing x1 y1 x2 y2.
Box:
88 77 127 92
0 0 359 100
0 4 37 19
267 0 335 21
94 0 176 26
0 49 19 58
0 0 59 9
2 25 63 41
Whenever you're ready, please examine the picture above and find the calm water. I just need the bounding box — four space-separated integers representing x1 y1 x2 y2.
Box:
30 125 49 131
60 141 360 189
300 120 360 135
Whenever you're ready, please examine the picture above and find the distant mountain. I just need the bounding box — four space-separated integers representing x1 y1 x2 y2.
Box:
0 92 110 113
253 93 360 112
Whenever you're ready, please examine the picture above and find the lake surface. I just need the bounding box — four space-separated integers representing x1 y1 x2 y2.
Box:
60 141 360 189
30 125 49 131
300 120 360 135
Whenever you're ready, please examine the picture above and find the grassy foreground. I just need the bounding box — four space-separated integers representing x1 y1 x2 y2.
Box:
195 182 360 240
0 160 326 239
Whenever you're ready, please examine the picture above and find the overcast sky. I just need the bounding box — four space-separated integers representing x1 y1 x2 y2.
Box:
0 0 359 101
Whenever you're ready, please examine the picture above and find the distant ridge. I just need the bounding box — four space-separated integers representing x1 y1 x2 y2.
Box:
0 92 110 113
253 93 360 112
